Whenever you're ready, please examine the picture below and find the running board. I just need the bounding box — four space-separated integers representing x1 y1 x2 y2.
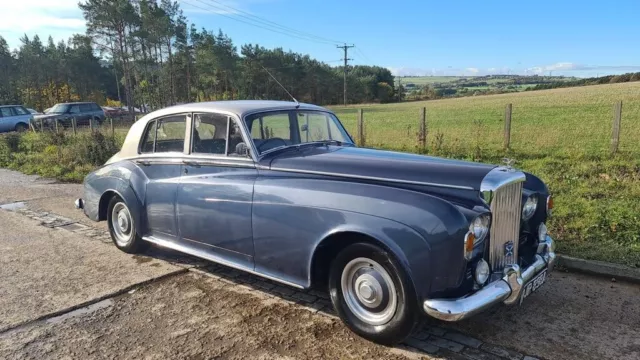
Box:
142 236 305 289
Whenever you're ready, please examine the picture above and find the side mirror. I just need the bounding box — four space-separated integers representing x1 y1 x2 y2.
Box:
235 142 250 157
300 124 308 131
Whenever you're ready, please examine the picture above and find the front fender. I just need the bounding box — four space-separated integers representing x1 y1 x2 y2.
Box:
310 215 431 301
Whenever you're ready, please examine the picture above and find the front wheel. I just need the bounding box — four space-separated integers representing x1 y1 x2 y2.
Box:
329 242 419 345
107 196 148 253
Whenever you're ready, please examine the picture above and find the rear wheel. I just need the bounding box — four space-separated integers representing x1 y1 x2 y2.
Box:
107 196 148 253
14 123 28 132
329 242 419 345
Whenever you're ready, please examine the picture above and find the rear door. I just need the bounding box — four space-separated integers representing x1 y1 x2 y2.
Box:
176 112 257 270
136 114 189 240
67 104 83 125
0 107 14 132
11 106 32 129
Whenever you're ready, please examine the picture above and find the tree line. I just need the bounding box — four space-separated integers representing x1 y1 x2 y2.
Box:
0 0 397 114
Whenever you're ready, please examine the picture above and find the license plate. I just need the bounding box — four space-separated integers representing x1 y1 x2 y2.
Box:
519 269 547 305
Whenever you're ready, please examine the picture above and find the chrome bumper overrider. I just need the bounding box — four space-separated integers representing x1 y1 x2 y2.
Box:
74 198 84 209
424 235 556 321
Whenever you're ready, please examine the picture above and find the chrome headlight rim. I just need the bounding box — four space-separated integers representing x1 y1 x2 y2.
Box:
474 259 490 285
469 214 490 243
522 195 538 220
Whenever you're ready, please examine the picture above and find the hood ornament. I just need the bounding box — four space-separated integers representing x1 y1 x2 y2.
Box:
502 158 516 171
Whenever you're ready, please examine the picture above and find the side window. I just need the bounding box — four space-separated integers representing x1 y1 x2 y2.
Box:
298 113 332 141
155 115 187 153
13 107 28 115
192 113 227 155
140 121 157 153
0 107 13 117
251 113 291 140
91 103 101 111
68 105 80 114
80 104 92 112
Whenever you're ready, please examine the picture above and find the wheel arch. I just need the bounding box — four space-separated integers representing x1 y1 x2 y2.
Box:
308 225 424 302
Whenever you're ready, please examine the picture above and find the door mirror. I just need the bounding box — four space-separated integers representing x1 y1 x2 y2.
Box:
235 142 250 157
300 124 308 132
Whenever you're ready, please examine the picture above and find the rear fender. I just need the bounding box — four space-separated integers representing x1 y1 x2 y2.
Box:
83 161 147 234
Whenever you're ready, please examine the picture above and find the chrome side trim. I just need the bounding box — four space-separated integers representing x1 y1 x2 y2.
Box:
424 235 556 321
142 235 305 289
268 167 476 190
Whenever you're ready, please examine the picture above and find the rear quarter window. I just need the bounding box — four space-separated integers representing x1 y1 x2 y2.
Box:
0 107 14 117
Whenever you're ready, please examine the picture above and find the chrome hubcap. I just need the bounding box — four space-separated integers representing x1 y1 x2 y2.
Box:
341 258 397 325
111 202 133 247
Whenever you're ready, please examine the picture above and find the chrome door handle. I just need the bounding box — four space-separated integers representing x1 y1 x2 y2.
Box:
182 160 201 168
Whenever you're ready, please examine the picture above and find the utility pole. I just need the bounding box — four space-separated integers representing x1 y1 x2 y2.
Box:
337 43 354 106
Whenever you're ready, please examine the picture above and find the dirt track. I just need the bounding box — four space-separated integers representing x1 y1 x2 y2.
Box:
1 169 639 360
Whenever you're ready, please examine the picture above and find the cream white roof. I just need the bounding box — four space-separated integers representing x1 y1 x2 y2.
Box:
112 100 331 162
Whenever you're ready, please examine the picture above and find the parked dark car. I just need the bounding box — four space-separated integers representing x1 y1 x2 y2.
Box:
0 105 34 133
75 100 556 345
34 102 105 127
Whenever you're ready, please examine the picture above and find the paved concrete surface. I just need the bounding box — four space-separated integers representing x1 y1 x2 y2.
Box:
0 210 184 332
1 168 639 360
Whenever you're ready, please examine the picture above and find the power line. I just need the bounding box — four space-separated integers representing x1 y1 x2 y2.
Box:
354 47 373 64
201 0 344 45
337 44 354 106
180 0 341 45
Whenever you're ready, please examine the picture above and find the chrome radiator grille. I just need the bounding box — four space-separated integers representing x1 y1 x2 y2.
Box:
488 180 523 271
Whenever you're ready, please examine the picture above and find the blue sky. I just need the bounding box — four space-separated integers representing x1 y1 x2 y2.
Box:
4 0 640 77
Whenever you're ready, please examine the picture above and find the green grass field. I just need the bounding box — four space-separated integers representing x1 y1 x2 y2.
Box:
330 82 640 267
397 76 464 85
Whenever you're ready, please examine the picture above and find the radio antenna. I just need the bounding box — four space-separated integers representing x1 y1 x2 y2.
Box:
258 63 299 108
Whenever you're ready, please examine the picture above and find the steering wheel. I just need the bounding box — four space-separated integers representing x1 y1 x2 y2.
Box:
257 137 287 152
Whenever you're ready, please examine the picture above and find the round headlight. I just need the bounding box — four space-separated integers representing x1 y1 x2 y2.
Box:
475 259 490 285
522 196 538 220
469 214 490 243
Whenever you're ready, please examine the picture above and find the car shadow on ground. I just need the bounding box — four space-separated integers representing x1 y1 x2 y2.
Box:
138 244 508 359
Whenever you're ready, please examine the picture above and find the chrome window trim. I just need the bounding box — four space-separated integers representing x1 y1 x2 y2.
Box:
242 109 355 161
137 112 191 155
267 166 475 190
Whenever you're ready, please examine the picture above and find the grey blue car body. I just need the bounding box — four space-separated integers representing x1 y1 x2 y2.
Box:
0 105 33 133
76 100 556 344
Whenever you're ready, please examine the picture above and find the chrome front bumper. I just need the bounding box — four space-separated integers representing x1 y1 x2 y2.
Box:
424 235 556 321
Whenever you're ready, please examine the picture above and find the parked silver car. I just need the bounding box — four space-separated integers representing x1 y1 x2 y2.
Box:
0 105 33 133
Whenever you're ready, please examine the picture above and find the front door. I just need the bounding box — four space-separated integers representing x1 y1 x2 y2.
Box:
176 112 257 270
137 114 189 239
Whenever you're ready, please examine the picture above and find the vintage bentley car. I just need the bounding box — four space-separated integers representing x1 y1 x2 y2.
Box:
75 100 556 345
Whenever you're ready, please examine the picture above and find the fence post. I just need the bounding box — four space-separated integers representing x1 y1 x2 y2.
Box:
419 107 427 150
504 103 512 149
110 117 114 136
72 117 77 135
89 117 94 132
39 118 43 132
357 108 365 146
611 101 623 154
55 119 59 133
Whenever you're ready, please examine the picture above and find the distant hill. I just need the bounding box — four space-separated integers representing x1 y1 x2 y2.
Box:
395 73 639 100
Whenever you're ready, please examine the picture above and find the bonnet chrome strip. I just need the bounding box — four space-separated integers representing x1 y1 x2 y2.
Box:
268 166 475 190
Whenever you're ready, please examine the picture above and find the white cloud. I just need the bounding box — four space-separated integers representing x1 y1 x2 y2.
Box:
465 67 479 74
1 0 85 48
526 62 640 75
